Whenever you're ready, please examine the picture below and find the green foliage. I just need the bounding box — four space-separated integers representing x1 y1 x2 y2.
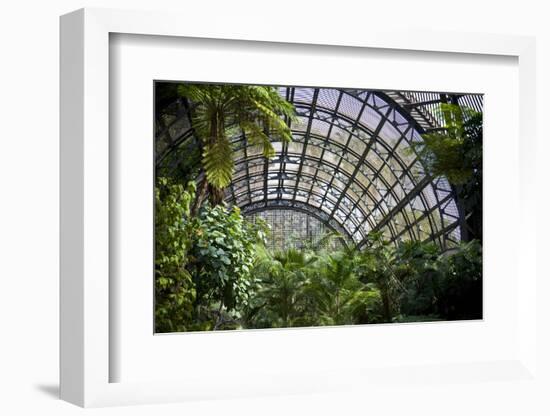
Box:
245 245 386 329
202 136 234 189
155 193 482 331
306 250 377 326
413 103 483 241
155 178 268 332
393 240 441 317
177 84 297 203
246 246 317 328
355 232 403 321
187 204 267 330
354 233 482 323
414 103 482 185
154 178 197 333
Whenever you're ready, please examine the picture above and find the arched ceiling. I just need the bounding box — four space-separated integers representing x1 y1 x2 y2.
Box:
156 85 483 249
225 87 466 249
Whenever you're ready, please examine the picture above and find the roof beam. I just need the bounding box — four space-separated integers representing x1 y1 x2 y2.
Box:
292 88 319 202
328 104 392 222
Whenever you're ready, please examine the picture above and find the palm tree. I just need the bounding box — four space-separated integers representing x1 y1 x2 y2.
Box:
305 250 363 325
177 84 296 211
251 247 317 328
356 233 405 322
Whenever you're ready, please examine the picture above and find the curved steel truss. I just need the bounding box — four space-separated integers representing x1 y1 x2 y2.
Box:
156 85 483 250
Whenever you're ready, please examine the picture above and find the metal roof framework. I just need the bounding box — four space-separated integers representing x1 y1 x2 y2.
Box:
156 86 483 249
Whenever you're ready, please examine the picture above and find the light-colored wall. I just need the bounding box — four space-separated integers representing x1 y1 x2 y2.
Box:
1 1 548 414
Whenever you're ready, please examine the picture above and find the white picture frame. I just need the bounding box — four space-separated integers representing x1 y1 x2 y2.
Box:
60 7 538 408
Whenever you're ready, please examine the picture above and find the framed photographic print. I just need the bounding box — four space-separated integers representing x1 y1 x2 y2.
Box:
60 7 539 408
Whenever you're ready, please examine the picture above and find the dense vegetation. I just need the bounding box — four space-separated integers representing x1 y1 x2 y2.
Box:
155 176 482 332
154 84 483 332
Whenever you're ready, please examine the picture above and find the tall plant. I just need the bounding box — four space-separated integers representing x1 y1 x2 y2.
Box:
177 84 296 210
355 232 405 322
154 178 197 332
414 103 483 241
305 250 364 325
249 247 317 328
187 204 265 330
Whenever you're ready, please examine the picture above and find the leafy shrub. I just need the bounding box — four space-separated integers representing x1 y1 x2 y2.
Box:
187 204 267 329
154 178 196 333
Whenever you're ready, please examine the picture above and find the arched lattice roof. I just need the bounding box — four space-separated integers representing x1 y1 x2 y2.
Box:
156 85 483 250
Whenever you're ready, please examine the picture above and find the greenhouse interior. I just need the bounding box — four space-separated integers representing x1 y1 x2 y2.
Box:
154 82 483 332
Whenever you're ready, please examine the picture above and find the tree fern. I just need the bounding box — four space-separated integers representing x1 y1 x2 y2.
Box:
177 83 297 207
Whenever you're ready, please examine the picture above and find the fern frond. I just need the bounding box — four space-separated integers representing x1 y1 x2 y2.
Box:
177 84 210 103
251 98 293 143
202 137 234 189
240 121 275 158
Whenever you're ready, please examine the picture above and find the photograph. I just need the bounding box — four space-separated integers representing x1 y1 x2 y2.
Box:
1 0 544 412
154 82 483 333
